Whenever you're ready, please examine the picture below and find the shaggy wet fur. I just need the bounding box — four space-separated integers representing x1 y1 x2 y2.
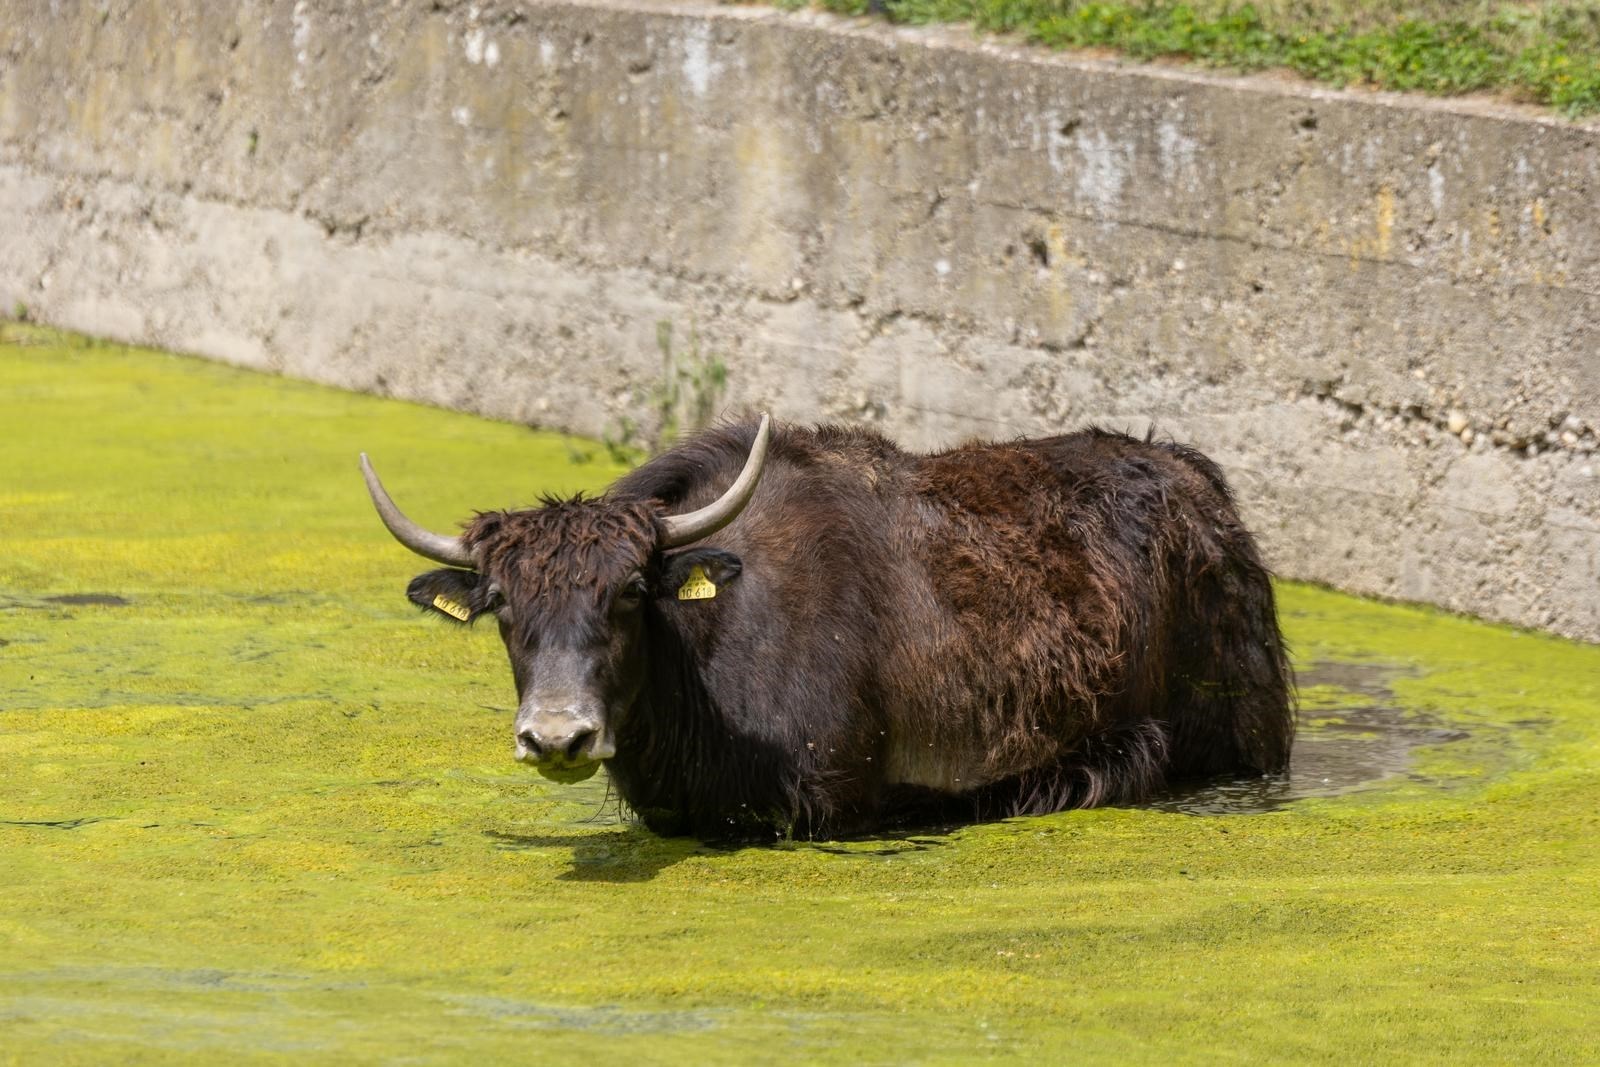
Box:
426 420 1294 839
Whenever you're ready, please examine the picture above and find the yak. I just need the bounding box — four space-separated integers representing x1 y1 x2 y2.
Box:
361 414 1294 838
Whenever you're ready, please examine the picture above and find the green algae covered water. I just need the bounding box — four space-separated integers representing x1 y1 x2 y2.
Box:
3 324 1598 1064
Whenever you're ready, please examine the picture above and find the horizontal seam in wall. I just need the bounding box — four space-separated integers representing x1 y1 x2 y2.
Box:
5 157 1599 305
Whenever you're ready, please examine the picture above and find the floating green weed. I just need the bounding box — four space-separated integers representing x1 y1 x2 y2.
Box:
3 324 1599 1062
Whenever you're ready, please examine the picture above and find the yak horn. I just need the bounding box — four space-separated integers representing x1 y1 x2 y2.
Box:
359 453 475 567
660 413 772 548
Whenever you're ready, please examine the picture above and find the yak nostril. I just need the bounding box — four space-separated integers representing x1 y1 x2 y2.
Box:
564 729 596 762
517 730 545 759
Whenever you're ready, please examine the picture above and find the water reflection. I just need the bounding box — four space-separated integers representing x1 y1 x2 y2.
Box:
1151 661 1467 815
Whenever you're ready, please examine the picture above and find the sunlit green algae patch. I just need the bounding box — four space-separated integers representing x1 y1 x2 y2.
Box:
3 324 1598 1063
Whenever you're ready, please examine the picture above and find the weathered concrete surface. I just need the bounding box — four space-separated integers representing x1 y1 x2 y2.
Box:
2 0 1597 639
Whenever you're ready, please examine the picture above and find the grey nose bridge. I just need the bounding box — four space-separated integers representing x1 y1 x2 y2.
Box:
513 646 616 764
514 647 603 729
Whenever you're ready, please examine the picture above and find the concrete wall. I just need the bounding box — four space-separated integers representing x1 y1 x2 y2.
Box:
3 0 1597 640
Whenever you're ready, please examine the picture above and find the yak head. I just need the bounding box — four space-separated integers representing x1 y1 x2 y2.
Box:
360 416 769 784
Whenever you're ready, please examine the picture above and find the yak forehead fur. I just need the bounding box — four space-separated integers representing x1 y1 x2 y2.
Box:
463 498 658 633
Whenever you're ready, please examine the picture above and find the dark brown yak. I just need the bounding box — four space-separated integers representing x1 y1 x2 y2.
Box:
362 415 1293 838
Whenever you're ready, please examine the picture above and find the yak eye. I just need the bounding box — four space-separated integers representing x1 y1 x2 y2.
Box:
484 584 506 612
616 576 647 608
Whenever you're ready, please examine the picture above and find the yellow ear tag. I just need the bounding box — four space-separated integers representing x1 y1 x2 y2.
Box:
432 594 472 621
677 564 717 601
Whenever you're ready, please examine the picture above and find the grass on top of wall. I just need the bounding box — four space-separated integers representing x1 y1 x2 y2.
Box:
793 0 1600 117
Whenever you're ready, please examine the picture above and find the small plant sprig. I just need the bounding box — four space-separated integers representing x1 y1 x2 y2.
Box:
596 319 730 465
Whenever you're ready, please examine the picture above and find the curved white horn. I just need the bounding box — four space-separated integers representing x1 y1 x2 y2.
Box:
660 414 772 548
360 454 475 567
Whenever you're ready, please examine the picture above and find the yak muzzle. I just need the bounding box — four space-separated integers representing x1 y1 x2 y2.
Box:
514 708 616 783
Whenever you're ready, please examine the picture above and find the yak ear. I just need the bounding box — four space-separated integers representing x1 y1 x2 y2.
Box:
660 548 742 601
406 568 487 625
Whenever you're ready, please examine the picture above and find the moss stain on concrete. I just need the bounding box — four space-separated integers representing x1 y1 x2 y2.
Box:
2 324 1598 1063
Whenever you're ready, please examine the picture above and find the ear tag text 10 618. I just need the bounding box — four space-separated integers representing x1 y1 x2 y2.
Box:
677 564 717 601
432 594 472 621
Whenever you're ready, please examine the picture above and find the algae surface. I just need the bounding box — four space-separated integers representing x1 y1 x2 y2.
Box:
3 324 1598 1063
